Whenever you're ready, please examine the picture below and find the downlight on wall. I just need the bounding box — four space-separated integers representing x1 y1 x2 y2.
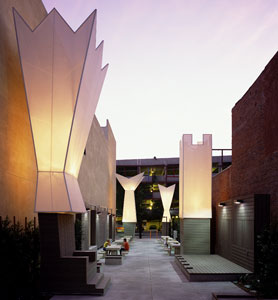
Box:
234 199 244 205
218 202 226 207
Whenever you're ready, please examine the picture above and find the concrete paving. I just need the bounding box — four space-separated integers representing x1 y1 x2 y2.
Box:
52 238 248 300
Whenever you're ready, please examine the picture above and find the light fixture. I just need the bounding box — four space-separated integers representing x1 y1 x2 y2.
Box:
218 202 226 207
14 8 108 213
234 199 243 205
158 184 175 223
116 173 144 223
179 134 212 218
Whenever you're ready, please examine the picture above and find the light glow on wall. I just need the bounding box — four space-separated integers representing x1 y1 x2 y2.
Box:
158 184 175 222
116 173 144 222
14 9 108 213
179 134 212 218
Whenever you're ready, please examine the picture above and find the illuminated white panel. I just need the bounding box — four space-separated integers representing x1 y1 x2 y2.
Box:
179 140 184 218
14 9 108 213
158 184 175 222
179 134 212 218
116 173 144 222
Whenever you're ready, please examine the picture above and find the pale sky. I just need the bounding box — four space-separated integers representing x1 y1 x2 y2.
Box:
42 0 278 159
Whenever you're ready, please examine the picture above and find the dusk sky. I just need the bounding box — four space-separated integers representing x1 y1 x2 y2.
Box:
43 0 278 159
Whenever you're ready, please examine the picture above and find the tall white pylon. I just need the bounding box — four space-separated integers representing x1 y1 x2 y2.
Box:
158 184 175 223
116 173 144 223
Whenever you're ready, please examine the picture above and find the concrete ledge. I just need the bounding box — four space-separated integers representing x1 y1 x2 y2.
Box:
212 293 256 299
105 256 122 265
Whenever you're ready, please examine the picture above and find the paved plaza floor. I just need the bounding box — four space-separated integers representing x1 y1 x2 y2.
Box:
52 238 249 300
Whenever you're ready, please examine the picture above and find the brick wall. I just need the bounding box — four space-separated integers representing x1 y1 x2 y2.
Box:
211 52 278 270
213 52 278 219
232 52 278 218
212 166 231 207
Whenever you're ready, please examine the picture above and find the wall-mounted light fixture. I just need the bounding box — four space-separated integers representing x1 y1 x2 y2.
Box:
234 199 244 205
218 202 226 207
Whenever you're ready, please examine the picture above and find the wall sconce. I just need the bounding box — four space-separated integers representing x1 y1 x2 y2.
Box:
218 202 226 207
234 199 244 205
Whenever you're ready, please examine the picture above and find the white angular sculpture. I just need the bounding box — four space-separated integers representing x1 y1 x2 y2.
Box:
14 9 108 213
179 134 212 218
158 184 175 222
116 173 144 223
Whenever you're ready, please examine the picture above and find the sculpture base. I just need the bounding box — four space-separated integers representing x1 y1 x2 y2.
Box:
162 222 170 236
123 222 136 237
39 213 110 295
180 218 210 254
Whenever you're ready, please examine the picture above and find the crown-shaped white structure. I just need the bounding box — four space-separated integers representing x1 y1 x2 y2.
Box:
158 184 175 222
13 8 108 213
116 173 144 222
179 134 212 218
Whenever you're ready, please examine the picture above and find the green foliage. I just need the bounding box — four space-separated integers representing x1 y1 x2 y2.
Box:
240 220 278 298
255 220 278 297
0 216 41 299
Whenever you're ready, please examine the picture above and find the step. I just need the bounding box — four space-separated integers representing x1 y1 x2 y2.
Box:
88 272 104 287
95 276 111 295
87 261 97 282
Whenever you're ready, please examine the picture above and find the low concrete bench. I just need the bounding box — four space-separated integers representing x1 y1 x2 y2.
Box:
98 250 106 259
105 255 122 265
122 251 129 257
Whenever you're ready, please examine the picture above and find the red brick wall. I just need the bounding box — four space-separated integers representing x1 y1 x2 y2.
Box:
212 166 232 207
232 52 278 218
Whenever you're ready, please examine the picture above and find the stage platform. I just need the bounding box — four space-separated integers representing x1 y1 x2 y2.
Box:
175 254 252 282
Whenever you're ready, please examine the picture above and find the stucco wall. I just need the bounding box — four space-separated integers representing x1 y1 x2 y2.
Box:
78 117 116 214
0 0 46 223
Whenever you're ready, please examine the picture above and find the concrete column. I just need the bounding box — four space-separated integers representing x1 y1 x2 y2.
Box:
123 222 136 237
162 222 170 236
81 211 90 250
